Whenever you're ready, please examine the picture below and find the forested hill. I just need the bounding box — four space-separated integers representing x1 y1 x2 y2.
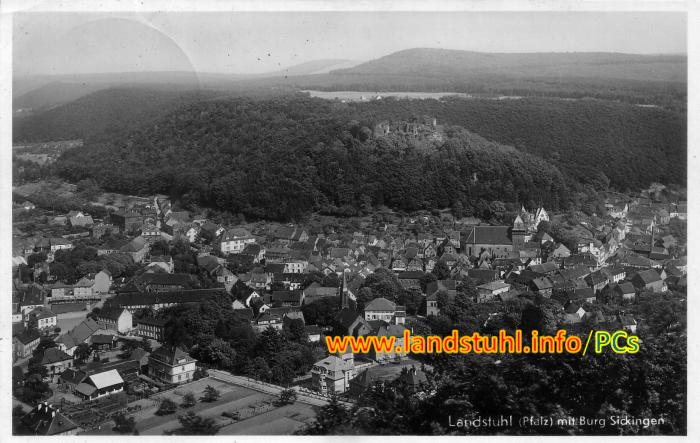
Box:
350 97 687 190
54 96 570 220
333 49 687 83
12 88 218 143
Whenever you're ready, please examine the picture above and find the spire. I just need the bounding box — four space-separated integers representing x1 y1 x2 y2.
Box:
340 270 349 309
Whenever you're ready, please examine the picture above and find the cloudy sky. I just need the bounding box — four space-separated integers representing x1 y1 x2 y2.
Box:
13 11 687 77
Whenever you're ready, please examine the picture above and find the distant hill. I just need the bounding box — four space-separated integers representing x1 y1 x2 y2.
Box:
12 60 357 112
332 48 687 83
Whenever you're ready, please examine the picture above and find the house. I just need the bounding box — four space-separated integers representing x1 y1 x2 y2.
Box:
631 269 667 293
569 287 597 304
50 238 73 252
476 281 511 303
563 304 587 324
363 297 405 325
120 236 150 263
110 210 145 233
93 269 113 294
397 271 424 290
528 261 559 276
303 282 339 304
220 228 255 255
68 212 94 228
614 282 637 301
148 346 197 384
311 354 356 395
127 273 195 293
27 307 57 331
585 270 609 292
75 369 125 400
335 308 372 337
149 255 174 273
135 317 167 341
305 325 322 343
364 323 406 362
619 313 638 334
271 290 304 307
55 318 102 356
73 277 95 298
14 330 41 358
19 402 80 436
95 307 133 333
549 243 571 259
40 348 73 382
528 277 554 297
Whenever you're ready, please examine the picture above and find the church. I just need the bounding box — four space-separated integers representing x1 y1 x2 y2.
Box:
463 215 529 258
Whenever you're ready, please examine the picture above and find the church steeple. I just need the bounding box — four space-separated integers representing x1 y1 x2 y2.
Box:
340 270 349 309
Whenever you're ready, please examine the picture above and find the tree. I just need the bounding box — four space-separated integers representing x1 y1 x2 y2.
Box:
169 411 219 435
112 412 137 434
275 388 298 406
284 318 308 343
202 385 221 403
432 261 451 280
74 343 91 365
245 357 272 382
181 391 196 408
156 398 178 416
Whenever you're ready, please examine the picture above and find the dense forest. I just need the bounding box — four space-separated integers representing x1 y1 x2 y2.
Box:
53 95 570 220
351 96 687 190
14 83 686 221
12 88 218 143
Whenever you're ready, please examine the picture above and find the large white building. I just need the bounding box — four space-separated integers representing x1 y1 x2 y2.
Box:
220 228 256 255
311 353 356 395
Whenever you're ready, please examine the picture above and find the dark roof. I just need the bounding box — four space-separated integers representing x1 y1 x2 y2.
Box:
425 279 456 297
133 273 194 289
110 288 227 307
60 368 88 386
272 290 303 303
91 334 116 345
40 347 72 364
149 346 195 366
633 269 662 285
16 330 41 345
464 226 512 245
21 403 79 435
335 308 362 330
615 282 636 294
97 306 127 321
266 263 286 274
397 271 425 280
135 316 167 327
571 288 595 301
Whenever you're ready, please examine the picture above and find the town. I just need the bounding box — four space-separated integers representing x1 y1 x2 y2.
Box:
11 177 687 435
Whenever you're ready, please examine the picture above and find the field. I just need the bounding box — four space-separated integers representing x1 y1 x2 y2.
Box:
303 90 470 101
83 377 316 436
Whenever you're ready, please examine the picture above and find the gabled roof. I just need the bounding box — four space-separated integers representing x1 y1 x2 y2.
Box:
40 347 72 364
149 346 195 366
88 369 124 389
364 297 397 312
97 306 128 322
21 403 79 435
464 226 512 246
633 269 662 285
314 355 353 377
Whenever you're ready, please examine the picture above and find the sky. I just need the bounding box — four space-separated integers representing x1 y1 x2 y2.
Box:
13 11 687 77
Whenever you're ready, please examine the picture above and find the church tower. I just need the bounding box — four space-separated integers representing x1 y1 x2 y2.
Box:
511 215 527 252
